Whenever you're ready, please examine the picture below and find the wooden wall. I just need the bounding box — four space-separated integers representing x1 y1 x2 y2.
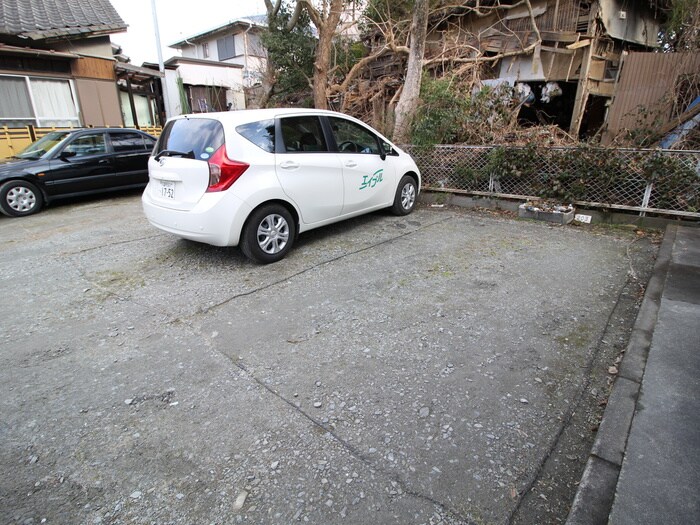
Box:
75 79 124 127
71 57 116 81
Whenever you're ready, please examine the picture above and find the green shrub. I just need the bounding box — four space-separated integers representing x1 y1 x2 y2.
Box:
410 78 516 147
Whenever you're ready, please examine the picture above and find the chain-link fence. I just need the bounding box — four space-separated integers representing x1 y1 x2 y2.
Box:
404 145 700 219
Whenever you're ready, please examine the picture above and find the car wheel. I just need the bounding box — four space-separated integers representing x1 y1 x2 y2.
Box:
240 204 296 264
391 175 417 216
0 180 44 217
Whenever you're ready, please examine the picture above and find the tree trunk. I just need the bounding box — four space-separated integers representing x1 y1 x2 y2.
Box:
303 0 343 110
313 20 335 109
392 0 429 143
257 0 282 108
257 77 276 108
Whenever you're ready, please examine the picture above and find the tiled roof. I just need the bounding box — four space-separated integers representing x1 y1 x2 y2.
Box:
0 0 127 41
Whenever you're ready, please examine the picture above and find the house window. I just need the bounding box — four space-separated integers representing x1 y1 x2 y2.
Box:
0 76 33 127
216 35 236 60
202 42 209 58
0 75 80 128
188 85 227 113
119 92 155 127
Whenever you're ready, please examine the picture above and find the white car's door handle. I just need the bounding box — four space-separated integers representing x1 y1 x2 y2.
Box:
280 161 300 170
345 161 358 168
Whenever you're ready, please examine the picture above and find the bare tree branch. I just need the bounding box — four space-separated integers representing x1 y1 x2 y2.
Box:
329 44 409 96
424 0 541 69
287 0 307 30
431 0 530 20
297 0 323 29
263 0 282 19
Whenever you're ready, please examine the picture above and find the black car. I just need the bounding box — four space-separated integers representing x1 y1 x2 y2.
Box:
0 128 156 217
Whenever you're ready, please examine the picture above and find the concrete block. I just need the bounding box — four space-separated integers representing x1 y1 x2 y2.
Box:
518 203 574 224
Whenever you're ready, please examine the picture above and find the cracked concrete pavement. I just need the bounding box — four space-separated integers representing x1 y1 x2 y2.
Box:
0 192 657 525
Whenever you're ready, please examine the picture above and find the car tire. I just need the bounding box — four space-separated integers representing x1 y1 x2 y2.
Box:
240 204 296 264
391 175 417 216
0 180 44 217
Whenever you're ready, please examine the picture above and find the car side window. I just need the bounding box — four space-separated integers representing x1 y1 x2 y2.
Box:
381 140 399 156
144 136 156 151
280 116 328 153
329 117 380 155
110 132 148 152
236 119 275 153
63 133 107 157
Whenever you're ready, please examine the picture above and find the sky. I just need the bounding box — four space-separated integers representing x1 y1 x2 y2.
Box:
109 0 268 65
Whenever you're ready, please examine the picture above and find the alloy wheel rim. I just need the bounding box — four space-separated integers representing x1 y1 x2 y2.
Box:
7 186 36 212
401 183 415 210
257 214 289 254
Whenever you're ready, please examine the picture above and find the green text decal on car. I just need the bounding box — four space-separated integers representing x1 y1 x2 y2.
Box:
359 169 384 190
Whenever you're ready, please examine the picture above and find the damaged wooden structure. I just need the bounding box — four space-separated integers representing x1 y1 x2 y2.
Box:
430 0 664 138
349 0 676 140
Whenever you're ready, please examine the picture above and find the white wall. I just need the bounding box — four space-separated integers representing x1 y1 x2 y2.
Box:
179 43 198 59
54 36 114 58
499 52 547 82
173 29 267 87
599 0 660 47
163 69 183 117
175 62 240 88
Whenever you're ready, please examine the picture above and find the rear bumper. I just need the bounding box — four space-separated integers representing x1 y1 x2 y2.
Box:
141 188 251 247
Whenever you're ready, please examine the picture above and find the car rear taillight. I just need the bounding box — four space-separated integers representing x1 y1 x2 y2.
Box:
206 145 249 192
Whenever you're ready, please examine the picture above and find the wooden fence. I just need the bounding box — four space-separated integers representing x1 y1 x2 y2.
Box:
0 125 163 159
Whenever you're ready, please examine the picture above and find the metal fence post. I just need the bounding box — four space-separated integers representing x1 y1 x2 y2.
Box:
640 182 653 217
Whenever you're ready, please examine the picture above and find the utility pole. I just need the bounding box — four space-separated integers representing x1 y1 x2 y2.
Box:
151 0 170 122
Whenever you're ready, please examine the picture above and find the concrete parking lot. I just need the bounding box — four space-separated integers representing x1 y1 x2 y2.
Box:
0 192 658 525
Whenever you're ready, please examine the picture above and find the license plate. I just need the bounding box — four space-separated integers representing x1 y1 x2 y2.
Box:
159 180 175 199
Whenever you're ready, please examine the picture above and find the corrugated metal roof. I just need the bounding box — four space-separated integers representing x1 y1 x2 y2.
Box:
164 56 244 69
0 0 127 41
169 16 266 48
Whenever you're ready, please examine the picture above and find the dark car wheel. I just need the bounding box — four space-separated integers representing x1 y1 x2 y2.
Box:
391 175 417 216
240 204 296 264
0 180 44 217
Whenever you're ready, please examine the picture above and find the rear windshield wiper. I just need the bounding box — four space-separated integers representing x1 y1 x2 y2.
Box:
154 149 195 161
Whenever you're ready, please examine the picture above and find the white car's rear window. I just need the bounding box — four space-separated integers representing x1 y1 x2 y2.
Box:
156 118 224 160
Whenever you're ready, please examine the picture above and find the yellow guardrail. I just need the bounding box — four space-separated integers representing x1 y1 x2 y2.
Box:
0 125 162 159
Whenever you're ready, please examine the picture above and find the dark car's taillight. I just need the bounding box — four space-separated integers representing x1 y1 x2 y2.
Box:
206 145 249 192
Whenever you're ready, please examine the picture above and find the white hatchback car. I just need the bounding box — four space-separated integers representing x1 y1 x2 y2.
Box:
142 109 421 263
